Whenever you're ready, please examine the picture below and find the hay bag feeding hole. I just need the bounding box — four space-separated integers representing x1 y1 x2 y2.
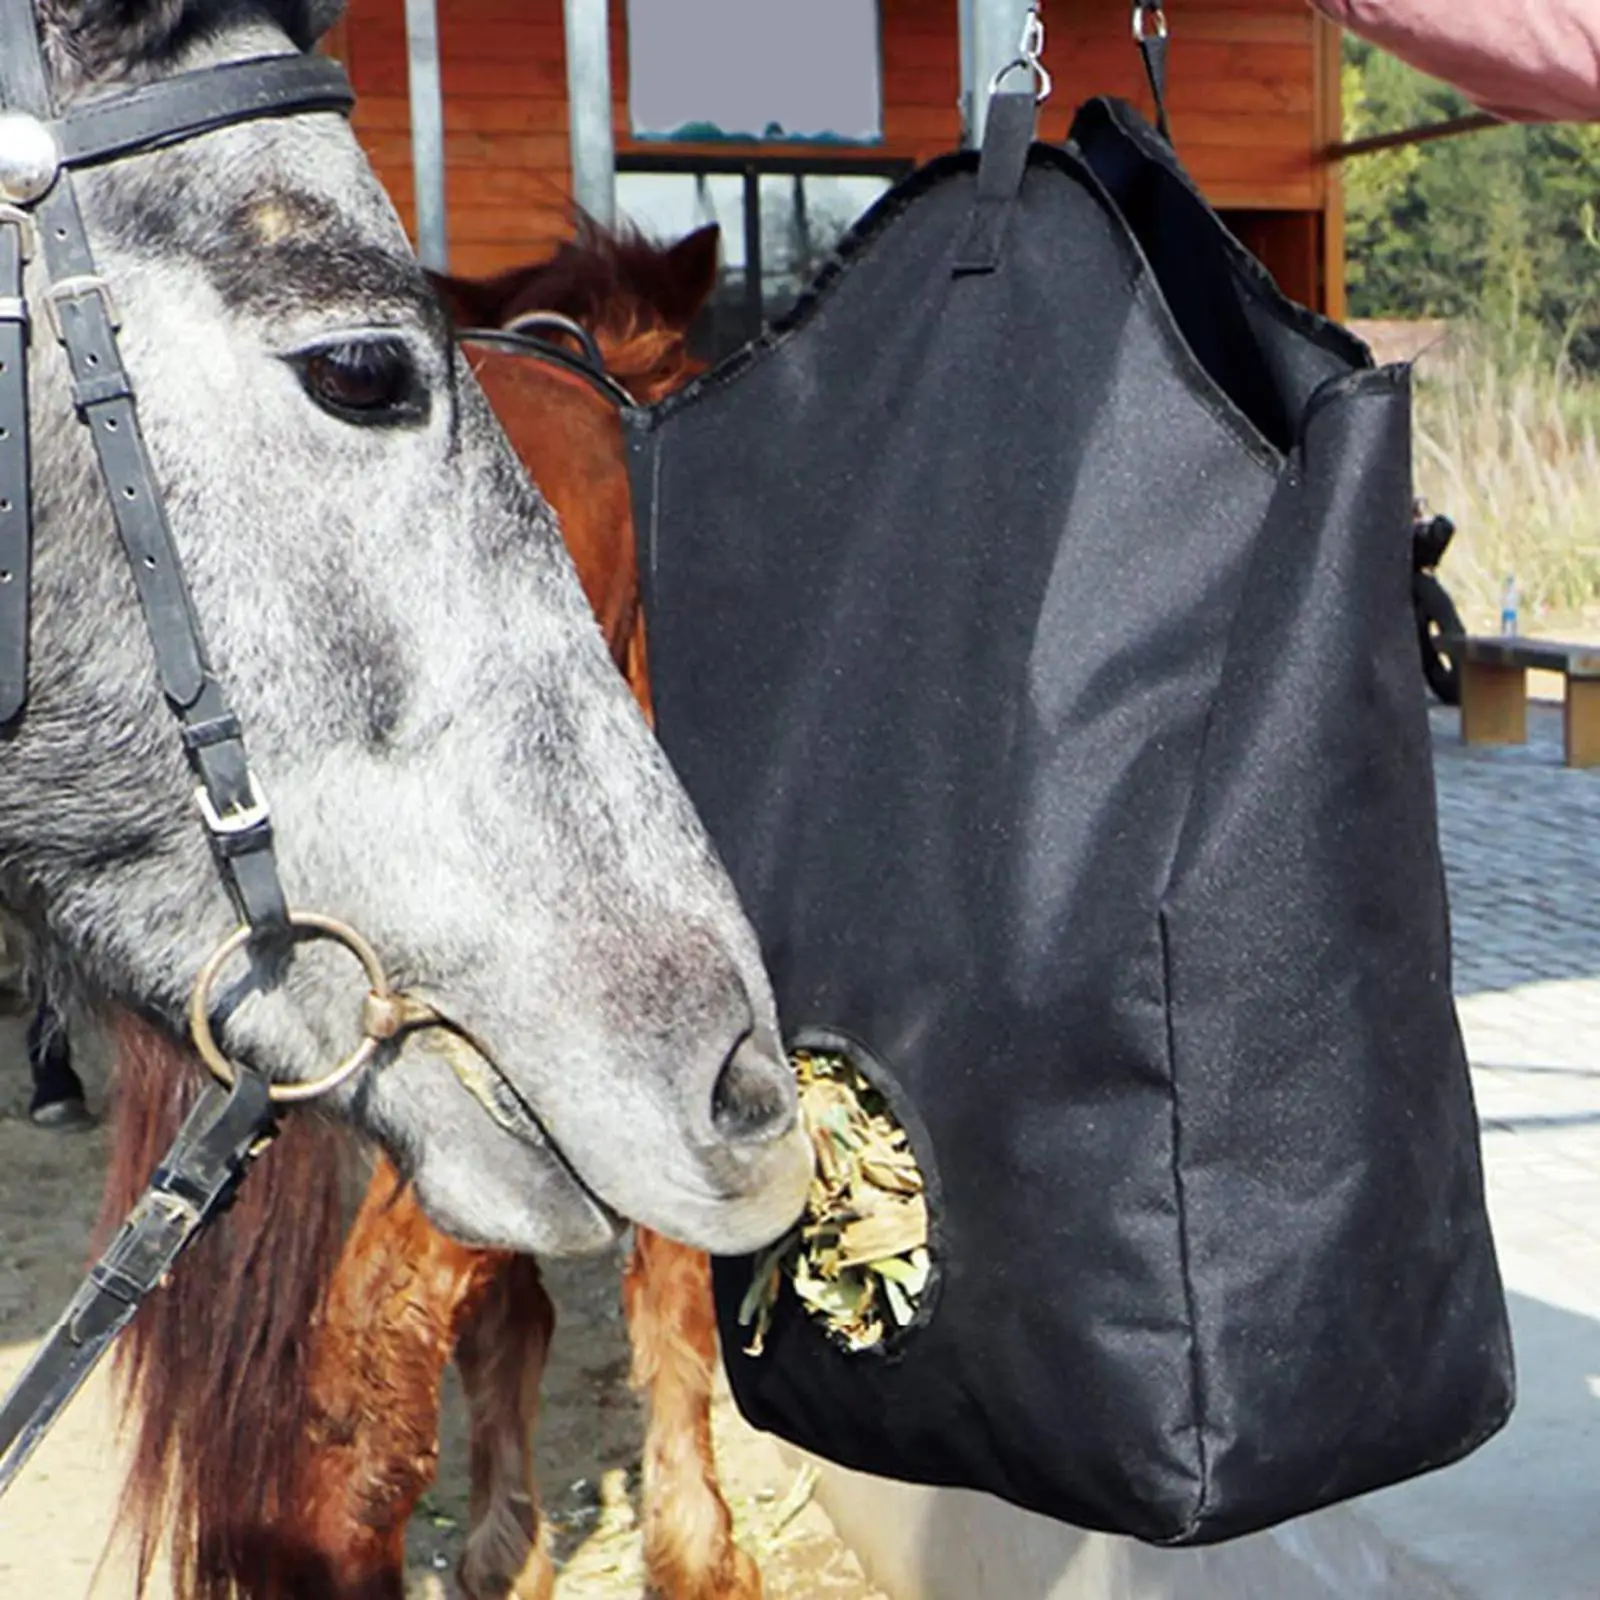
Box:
739 1047 933 1356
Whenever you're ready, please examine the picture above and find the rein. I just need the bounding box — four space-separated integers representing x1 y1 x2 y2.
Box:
0 3 442 1496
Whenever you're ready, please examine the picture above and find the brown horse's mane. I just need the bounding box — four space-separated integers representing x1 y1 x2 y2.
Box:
101 1019 350 1597
102 210 717 1600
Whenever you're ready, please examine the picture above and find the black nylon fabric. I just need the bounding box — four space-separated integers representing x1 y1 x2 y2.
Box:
627 95 1512 1545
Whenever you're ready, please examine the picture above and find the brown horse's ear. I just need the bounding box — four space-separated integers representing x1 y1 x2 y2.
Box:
426 270 501 332
657 223 722 331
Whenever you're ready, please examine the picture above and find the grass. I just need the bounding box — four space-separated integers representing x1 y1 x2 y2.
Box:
1412 327 1600 636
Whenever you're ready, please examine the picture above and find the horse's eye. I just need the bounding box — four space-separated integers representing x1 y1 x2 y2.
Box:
296 338 425 426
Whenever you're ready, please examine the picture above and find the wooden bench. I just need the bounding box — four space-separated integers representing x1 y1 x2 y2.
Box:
1444 635 1600 768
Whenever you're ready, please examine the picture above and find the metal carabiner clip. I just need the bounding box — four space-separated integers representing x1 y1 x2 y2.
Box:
988 5 1053 104
1133 1 1170 42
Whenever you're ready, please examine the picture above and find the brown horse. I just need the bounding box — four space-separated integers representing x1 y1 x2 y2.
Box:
100 220 760 1600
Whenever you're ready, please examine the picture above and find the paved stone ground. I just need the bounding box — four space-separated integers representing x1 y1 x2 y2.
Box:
1353 702 1600 1599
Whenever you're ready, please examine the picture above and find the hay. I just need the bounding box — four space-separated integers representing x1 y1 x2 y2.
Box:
740 1049 931 1356
547 1462 841 1597
549 1469 647 1596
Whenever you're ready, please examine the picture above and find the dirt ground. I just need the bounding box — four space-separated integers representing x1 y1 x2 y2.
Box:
0 1007 887 1600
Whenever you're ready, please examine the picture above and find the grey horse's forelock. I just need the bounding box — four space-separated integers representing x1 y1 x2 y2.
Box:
39 1 345 86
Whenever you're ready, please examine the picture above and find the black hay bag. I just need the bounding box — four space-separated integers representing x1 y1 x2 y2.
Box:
626 94 1512 1545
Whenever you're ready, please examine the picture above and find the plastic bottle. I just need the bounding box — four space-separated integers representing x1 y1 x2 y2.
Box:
1500 575 1519 637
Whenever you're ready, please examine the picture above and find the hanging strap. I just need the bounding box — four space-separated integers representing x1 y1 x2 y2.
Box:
1133 1 1173 143
0 1069 277 1497
953 91 1038 277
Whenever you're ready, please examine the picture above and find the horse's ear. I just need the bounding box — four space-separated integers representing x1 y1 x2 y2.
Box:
39 0 185 68
262 0 346 50
657 223 722 330
41 0 344 71
427 270 502 331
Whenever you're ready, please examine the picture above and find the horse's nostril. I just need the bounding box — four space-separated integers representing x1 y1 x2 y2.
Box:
710 1033 797 1146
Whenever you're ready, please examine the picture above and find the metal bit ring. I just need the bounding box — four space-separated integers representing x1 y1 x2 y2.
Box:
189 912 395 1104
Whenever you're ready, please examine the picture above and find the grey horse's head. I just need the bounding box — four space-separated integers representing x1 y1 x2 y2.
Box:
2 0 810 1255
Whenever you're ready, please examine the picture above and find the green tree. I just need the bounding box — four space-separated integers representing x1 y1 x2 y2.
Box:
1343 40 1600 366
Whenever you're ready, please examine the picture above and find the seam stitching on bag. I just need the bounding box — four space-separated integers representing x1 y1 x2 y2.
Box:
1124 270 1284 474
1159 907 1210 1537
1061 145 1286 475
1150 460 1294 1538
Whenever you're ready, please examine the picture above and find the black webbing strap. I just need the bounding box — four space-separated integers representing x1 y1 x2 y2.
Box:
0 209 28 723
0 0 47 109
0 1069 277 1498
32 179 208 702
952 91 1038 277
1133 1 1173 143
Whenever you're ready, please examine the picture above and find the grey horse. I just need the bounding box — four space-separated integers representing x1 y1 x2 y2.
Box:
1 0 809 1258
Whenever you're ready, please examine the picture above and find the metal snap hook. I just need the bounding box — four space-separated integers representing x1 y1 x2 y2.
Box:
188 911 438 1104
988 6 1053 104
1133 1 1170 42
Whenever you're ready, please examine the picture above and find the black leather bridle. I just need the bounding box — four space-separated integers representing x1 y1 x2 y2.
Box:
0 0 366 1497
457 312 638 411
0 29 356 930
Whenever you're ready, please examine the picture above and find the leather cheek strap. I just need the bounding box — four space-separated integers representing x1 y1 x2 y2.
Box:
0 27 356 932
0 217 28 723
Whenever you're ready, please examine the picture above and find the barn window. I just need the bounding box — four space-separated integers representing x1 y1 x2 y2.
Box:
626 0 883 145
617 157 907 360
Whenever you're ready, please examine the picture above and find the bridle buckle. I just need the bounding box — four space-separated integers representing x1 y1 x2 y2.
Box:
0 202 36 263
195 772 271 837
41 273 120 344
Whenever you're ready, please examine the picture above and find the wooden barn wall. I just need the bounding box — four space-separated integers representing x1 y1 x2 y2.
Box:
332 0 1343 311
